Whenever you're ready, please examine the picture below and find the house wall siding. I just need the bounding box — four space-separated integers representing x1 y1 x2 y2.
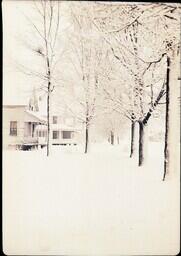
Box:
3 107 26 148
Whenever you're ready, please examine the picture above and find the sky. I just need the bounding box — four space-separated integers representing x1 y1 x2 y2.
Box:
3 0 70 106
3 0 35 104
3 1 180 108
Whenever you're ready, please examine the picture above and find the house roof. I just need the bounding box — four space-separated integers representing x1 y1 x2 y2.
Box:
52 124 80 131
36 123 80 131
3 104 27 108
25 110 47 123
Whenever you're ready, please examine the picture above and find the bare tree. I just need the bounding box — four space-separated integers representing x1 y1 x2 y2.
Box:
163 45 180 181
17 0 62 156
93 2 180 167
66 2 108 153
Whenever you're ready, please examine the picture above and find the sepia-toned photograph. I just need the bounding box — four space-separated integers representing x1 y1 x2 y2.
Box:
2 1 180 255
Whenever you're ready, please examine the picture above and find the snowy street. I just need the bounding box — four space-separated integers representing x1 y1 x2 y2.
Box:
3 142 180 255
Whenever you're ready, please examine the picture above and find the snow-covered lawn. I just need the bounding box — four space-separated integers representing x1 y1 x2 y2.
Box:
3 142 180 255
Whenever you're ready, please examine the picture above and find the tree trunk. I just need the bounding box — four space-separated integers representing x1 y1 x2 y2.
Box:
130 121 135 158
46 53 51 156
47 82 50 157
117 136 119 145
138 121 145 166
85 124 89 154
142 86 165 126
163 56 170 181
110 131 114 145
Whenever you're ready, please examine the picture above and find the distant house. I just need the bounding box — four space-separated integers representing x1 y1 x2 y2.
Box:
3 91 82 149
3 106 81 149
3 105 46 150
36 115 81 146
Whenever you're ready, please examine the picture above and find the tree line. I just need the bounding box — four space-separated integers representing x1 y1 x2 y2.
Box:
20 1 180 181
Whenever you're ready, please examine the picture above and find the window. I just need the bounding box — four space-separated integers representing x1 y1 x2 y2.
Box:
38 130 46 137
53 116 58 124
32 123 35 137
10 121 17 136
53 131 59 139
62 131 71 139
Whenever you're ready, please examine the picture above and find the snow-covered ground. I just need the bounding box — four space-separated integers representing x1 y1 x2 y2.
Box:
3 141 180 255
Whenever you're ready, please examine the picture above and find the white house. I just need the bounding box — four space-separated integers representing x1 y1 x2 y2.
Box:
3 104 46 150
36 115 81 146
3 91 82 150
